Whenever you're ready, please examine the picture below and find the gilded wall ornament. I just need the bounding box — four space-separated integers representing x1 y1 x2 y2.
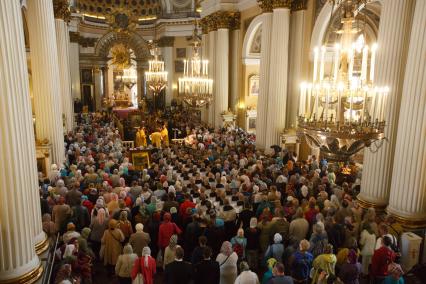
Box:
110 43 133 70
291 0 308 11
257 0 274 12
53 0 71 22
203 11 241 32
272 0 292 9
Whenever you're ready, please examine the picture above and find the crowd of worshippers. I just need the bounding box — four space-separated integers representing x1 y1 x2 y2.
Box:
40 112 406 284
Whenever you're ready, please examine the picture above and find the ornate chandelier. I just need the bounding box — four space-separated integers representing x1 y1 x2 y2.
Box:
145 47 168 94
297 0 388 161
178 4 213 109
178 41 213 108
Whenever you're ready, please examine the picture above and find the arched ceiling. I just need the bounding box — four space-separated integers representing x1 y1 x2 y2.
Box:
77 0 162 18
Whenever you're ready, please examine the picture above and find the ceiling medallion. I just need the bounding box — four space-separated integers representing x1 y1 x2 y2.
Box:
105 6 139 34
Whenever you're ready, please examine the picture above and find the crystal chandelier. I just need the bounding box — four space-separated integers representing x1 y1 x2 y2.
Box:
297 0 388 161
178 41 213 108
145 47 168 95
178 7 213 109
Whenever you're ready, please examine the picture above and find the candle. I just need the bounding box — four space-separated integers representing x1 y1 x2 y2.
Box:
370 43 377 82
313 47 319 82
361 46 368 82
307 86 312 117
337 89 341 123
319 46 326 81
333 44 340 82
300 83 306 116
348 48 354 82
325 86 329 121
362 88 367 122
349 91 353 123
314 88 319 120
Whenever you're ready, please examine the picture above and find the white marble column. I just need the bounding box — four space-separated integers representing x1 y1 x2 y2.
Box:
69 32 81 101
107 64 114 96
215 28 230 127
287 4 312 129
230 28 241 112
27 0 65 166
264 7 290 149
55 18 74 133
162 46 174 106
0 0 43 281
208 30 216 127
93 67 103 111
255 11 273 149
358 0 414 210
201 33 210 123
136 61 145 102
387 0 426 227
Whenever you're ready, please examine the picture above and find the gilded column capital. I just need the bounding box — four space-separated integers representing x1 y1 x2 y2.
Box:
229 12 241 30
200 18 209 34
210 11 241 30
157 36 175 47
291 0 308 11
53 0 71 22
257 0 274 13
272 0 292 9
206 14 218 32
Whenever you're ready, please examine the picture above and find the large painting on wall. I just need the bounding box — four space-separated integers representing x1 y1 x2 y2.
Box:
248 74 259 96
81 69 93 84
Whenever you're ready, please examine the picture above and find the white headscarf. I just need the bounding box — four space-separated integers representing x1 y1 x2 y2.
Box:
142 246 151 267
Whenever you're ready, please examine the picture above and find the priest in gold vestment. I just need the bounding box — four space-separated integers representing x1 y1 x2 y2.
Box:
135 127 147 147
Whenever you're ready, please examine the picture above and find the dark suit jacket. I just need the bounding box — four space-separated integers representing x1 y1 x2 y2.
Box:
194 259 220 284
164 260 192 284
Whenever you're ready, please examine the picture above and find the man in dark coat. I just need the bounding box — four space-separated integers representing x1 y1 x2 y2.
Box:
194 247 220 284
164 246 192 284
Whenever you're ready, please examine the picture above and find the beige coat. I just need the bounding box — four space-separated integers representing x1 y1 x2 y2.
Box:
129 231 151 257
101 228 124 265
115 252 138 278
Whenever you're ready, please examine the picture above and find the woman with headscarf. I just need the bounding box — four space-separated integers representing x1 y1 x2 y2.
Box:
115 244 138 284
90 208 109 259
359 222 377 276
42 213 57 238
310 244 337 284
216 241 238 284
131 246 156 284
261 258 277 284
158 212 182 251
231 228 247 260
338 249 361 284
163 234 178 269
101 219 125 273
264 233 284 263
117 211 133 243
234 261 259 284
245 217 260 271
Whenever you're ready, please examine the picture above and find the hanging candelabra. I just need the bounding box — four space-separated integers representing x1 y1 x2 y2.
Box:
297 0 388 161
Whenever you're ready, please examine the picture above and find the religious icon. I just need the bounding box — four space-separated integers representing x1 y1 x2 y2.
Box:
249 117 256 129
248 74 259 96
176 48 186 58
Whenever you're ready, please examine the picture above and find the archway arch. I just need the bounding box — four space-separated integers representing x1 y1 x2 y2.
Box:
95 31 151 61
242 15 263 65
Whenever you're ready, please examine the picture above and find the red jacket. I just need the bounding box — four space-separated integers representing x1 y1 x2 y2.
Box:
179 200 196 219
371 246 396 277
131 256 156 284
158 214 182 249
